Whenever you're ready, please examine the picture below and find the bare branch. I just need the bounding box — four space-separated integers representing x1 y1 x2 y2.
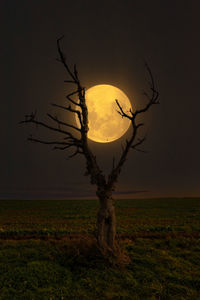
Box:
65 105 80 115
24 110 37 121
47 113 81 132
134 62 159 116
64 80 77 84
57 36 78 83
20 118 71 136
27 136 84 158
27 136 82 152
67 89 82 98
65 89 85 107
107 63 159 189
51 103 82 128
54 145 72 150
68 147 83 158
56 38 104 185
74 64 78 80
27 137 71 146
132 136 146 148
51 103 80 115
66 95 80 106
20 116 81 146
115 100 132 120
20 36 107 193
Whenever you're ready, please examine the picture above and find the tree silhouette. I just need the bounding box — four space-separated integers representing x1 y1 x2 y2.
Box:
20 36 159 256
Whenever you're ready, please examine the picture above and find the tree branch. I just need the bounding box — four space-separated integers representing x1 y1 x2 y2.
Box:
21 37 106 188
56 37 105 186
47 113 81 132
51 103 83 128
134 62 159 116
27 136 71 147
20 118 70 136
27 136 84 157
132 136 146 149
57 36 78 83
107 63 159 189
68 148 83 158
20 116 81 146
28 137 67 145
115 100 132 120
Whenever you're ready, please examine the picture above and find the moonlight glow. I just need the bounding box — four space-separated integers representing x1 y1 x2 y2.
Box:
76 84 132 143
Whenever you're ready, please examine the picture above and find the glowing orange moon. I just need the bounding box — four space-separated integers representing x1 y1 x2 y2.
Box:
76 84 132 143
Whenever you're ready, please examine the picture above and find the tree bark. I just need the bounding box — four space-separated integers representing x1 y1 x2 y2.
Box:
96 188 116 255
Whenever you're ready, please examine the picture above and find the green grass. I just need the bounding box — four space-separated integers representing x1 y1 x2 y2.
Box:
0 198 199 299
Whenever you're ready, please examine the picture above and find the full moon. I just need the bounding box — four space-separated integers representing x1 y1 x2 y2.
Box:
76 84 132 143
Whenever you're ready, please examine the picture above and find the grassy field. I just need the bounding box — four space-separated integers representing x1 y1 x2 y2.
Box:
0 198 199 299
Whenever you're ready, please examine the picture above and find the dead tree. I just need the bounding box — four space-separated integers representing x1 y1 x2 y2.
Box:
20 36 159 255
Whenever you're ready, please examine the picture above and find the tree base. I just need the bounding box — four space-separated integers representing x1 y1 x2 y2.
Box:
97 240 131 267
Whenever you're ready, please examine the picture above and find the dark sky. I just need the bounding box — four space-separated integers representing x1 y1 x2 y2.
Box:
1 0 200 199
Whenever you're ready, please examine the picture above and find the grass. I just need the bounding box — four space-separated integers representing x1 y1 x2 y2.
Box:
0 198 199 299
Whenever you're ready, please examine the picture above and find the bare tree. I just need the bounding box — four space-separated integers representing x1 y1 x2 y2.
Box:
20 36 159 256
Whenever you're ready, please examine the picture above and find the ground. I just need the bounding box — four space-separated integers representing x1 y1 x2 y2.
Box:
0 198 199 299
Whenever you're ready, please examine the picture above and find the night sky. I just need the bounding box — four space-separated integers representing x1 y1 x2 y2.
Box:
1 1 200 200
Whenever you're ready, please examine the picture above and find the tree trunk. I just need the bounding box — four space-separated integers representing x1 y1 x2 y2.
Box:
96 190 116 255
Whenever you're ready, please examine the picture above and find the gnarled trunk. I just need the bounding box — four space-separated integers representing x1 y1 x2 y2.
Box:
96 190 116 255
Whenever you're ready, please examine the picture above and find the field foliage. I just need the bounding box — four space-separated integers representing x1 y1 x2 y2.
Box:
0 198 199 299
